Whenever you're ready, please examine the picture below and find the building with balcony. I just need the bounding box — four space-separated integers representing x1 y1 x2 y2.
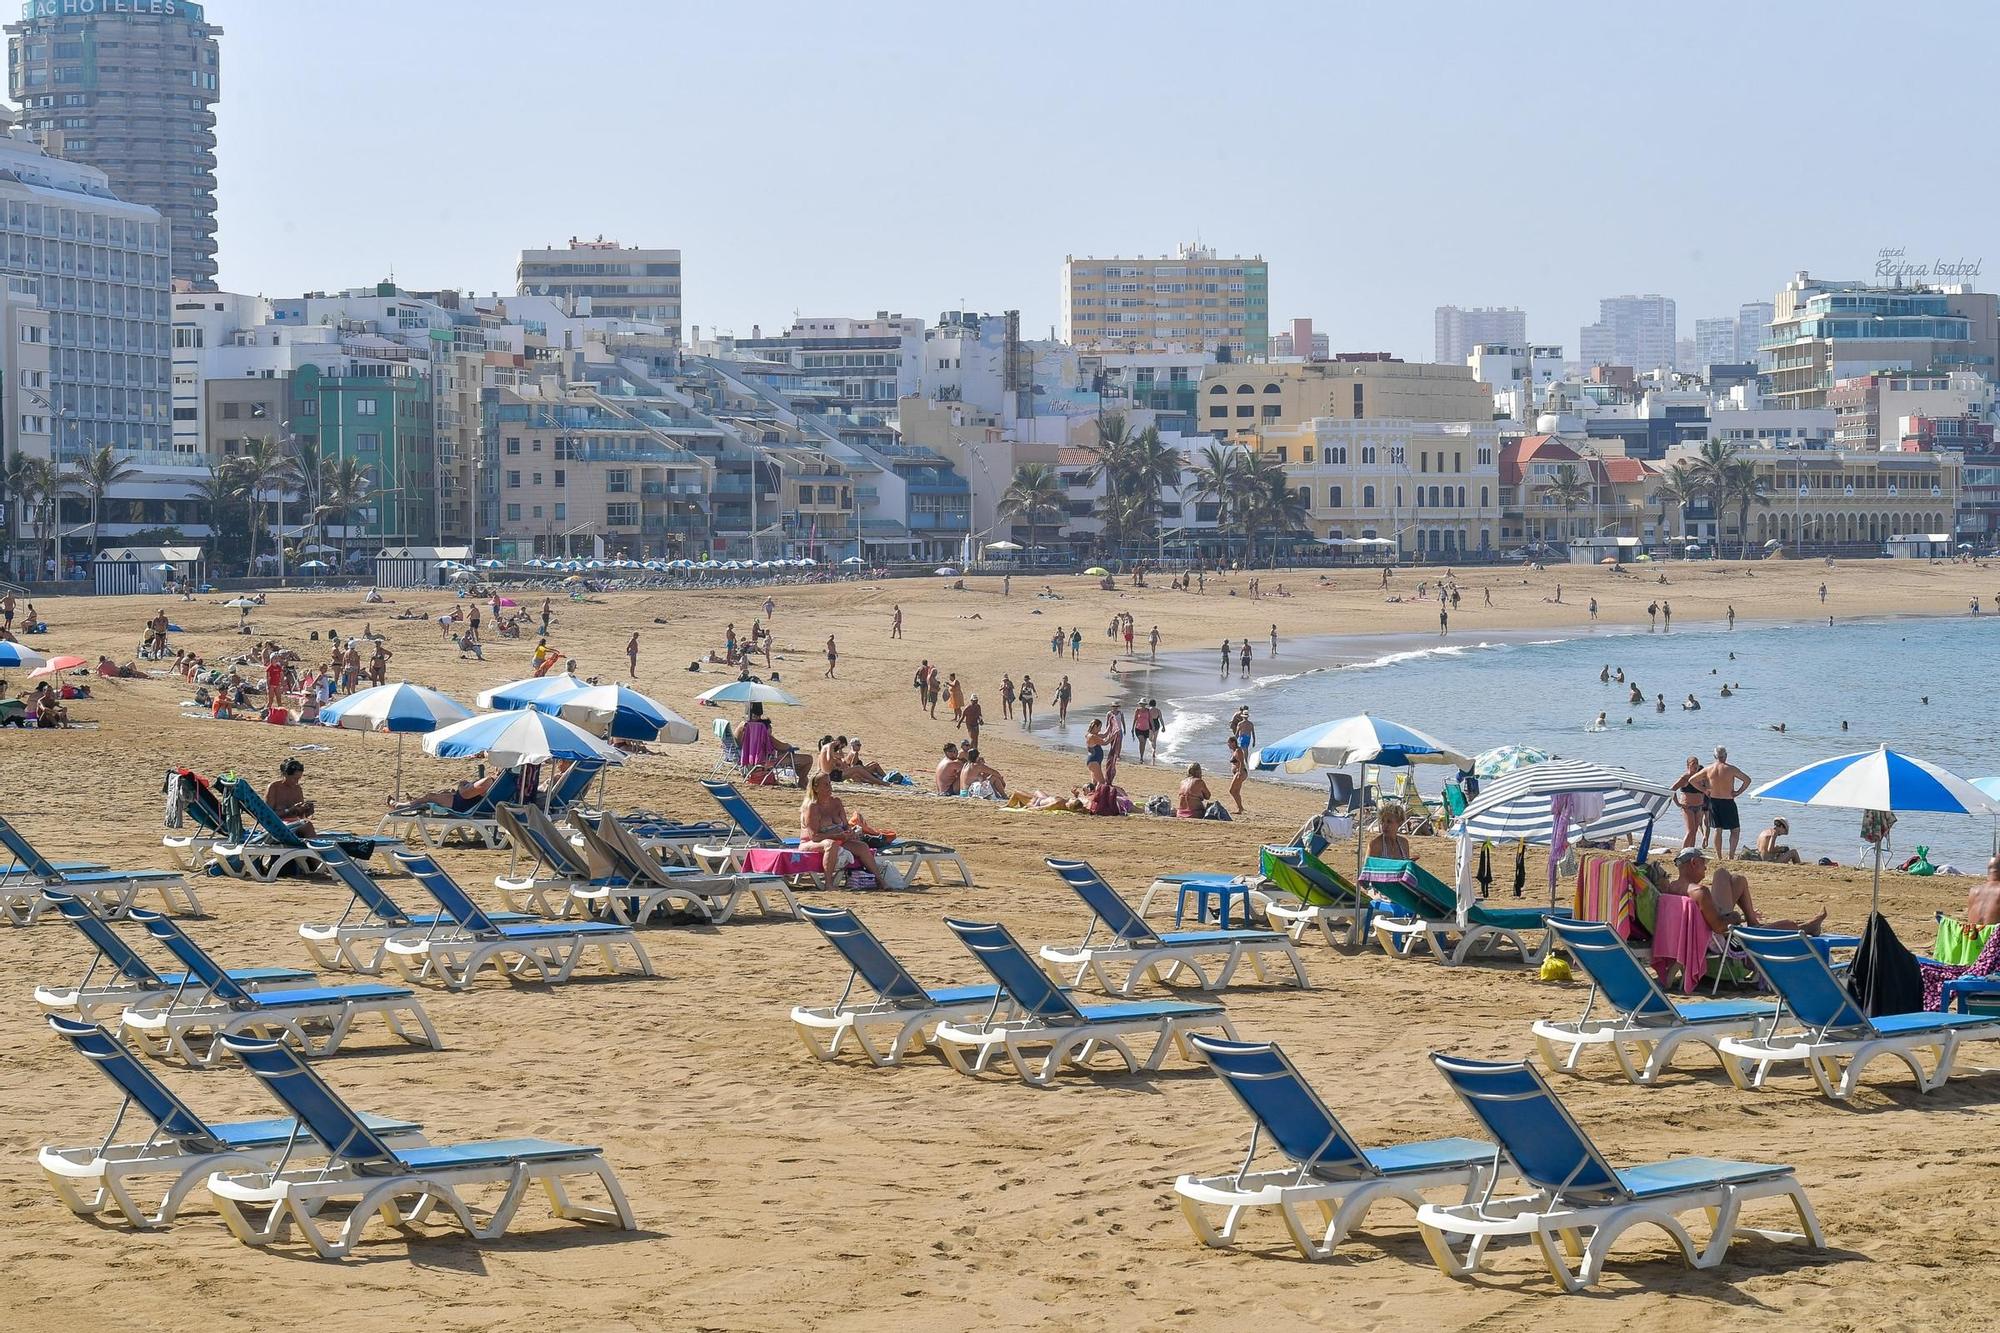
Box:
1063 243 1267 358
1468 343 1562 423
517 237 681 340
1828 370 1992 452
1267 417 1503 558
1764 271 1998 410
1200 358 1493 443
1660 440 1960 552
724 312 922 416
1499 435 1656 548
1434 305 1525 367
7 0 221 289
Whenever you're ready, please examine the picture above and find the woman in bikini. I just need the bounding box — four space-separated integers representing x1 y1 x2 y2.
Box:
1670 755 1707 849
1367 801 1414 862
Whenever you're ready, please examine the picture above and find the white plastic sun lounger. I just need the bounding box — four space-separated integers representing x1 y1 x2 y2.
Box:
792 905 1019 1065
568 810 796 924
0 813 201 921
35 890 310 1020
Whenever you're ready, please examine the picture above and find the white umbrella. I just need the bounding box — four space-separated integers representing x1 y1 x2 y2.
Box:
983 540 1023 551
223 597 259 609
319 682 473 795
477 673 587 710
423 709 624 769
0 642 47 669
1453 759 1675 921
539 682 698 744
696 680 802 707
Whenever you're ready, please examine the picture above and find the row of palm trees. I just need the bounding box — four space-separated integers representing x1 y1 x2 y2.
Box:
997 414 1310 565
2 437 376 578
1657 440 1770 557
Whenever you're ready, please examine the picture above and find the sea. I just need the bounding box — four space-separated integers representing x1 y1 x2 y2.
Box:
1099 613 2000 872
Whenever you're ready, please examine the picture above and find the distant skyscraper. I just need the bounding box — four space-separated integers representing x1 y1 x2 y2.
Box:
1433 305 1526 366
7 1 222 290
1063 243 1269 357
1737 301 1774 364
1581 294 1676 372
1694 317 1738 369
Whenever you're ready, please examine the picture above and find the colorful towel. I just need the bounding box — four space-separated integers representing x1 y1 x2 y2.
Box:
1650 892 1717 994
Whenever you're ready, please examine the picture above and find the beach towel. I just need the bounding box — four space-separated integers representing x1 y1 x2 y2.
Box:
1931 917 1994 967
1847 913 1924 1016
1921 922 2000 1011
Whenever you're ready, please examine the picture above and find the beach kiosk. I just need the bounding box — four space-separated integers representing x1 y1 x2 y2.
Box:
1566 535 1639 566
1885 533 1953 560
93 545 203 595
373 545 472 589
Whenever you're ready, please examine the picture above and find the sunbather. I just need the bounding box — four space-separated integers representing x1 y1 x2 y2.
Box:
798 772 898 884
959 748 1007 799
392 771 500 814
1367 801 1413 860
1669 848 1825 934
264 758 317 837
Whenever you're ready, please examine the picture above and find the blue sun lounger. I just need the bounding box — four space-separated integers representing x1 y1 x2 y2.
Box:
38 1015 423 1229
1532 917 1780 1084
209 777 402 883
696 779 972 886
1175 1036 1503 1260
298 840 534 973
1716 929 2000 1099
0 813 200 922
376 768 522 850
932 917 1236 1086
1416 1053 1824 1292
386 850 653 990
36 889 310 1020
1038 857 1308 995
791 905 1018 1065
118 910 440 1066
204 1034 634 1259
1360 856 1551 966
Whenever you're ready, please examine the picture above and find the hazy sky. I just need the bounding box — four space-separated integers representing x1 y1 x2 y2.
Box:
216 0 1999 357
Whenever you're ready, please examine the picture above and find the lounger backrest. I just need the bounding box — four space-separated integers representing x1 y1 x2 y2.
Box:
1190 1035 1371 1177
180 772 230 835
219 1034 402 1171
542 760 603 813
1736 931 1870 1033
1431 1053 1625 1204
499 804 592 877
1546 917 1676 1021
564 811 634 880
131 909 248 1002
44 889 162 983
1401 859 1464 915
599 815 672 884
308 840 408 925
701 780 777 842
1045 858 1157 945
47 1015 218 1146
0 813 57 879
1359 858 1449 919
945 917 1083 1021
1261 846 1343 909
222 777 303 848
800 904 928 1005
392 851 500 935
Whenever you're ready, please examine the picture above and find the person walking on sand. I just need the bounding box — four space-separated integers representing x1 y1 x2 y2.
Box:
1646 600 1658 630
1270 623 1278 656
1439 606 1449 637
1018 674 1037 729
1220 638 1232 674
946 672 965 723
1662 600 1672 630
1149 625 1160 661
764 595 776 622
1051 626 1064 656
1228 733 1249 814
962 694 983 749
1055 674 1073 725
925 665 942 718
1238 639 1252 677
626 632 639 679
890 604 903 639
1102 701 1126 775
1069 627 1082 659
1588 597 1598 621
1132 699 1155 764
824 635 838 678
1000 673 1015 720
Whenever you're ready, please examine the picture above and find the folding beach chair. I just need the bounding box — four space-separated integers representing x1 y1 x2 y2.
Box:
932 917 1236 1086
0 813 200 922
205 1034 633 1259
791 904 1016 1065
1716 928 2000 1099
1175 1035 1504 1260
386 850 654 990
1039 857 1308 995
36 889 309 1021
298 840 534 973
1532 917 1779 1084
1417 1053 1823 1292
38 1015 423 1229
117 910 440 1066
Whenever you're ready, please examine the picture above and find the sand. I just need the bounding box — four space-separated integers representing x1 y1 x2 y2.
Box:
2 556 1997 1331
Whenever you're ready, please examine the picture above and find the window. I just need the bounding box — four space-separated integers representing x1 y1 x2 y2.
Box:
355 432 379 452
506 503 521 522
1329 485 1343 508
506 471 521 488
505 436 521 455
297 400 315 417
606 470 630 493
171 406 197 421
354 399 378 416
220 402 239 419
249 403 267 419
531 472 543 486
1361 446 1377 464
1209 406 1227 419
532 505 543 519
1480 486 1490 507
554 469 565 489
1235 384 1254 394
1236 405 1254 417
1351 384 1364 418
1363 485 1376 507
1208 383 1226 395
606 502 639 526
1261 405 1281 419
553 503 566 521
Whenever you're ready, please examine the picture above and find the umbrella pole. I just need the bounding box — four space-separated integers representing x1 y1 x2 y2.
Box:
394 733 405 800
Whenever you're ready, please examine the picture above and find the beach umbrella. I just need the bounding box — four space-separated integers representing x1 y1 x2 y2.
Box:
476 672 587 710
1452 759 1675 920
935 566 959 576
1473 744 1554 780
841 556 866 566
449 569 477 581
1749 745 2000 927
479 558 505 570
1083 566 1111 577
150 562 177 574
223 596 259 609
534 682 698 744
424 709 623 769
297 559 332 572
696 679 801 707
28 654 87 677
320 682 473 796
984 540 1023 551
0 643 47 669
1253 713 1471 773
797 556 817 567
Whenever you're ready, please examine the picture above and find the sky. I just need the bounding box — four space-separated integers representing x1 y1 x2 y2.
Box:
214 0 2000 359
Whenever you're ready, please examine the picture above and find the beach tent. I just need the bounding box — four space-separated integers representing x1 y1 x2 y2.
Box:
1451 759 1675 922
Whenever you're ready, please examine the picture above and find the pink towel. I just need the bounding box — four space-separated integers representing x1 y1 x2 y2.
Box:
1651 893 1717 993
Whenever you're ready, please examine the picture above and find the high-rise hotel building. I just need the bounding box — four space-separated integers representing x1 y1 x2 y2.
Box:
7 0 222 290
1062 243 1268 358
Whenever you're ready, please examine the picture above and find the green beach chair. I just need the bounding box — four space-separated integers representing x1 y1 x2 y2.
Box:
1359 856 1551 967
1256 844 1371 948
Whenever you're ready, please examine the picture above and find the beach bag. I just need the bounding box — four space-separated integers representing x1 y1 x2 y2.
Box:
1201 800 1231 821
1907 846 1936 876
1146 795 1172 817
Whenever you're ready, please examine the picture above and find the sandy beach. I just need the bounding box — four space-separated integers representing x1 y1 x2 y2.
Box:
4 555 1998 1331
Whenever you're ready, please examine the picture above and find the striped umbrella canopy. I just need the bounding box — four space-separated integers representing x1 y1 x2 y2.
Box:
423 709 624 768
1456 759 1674 843
531 682 699 744
696 679 801 707
0 642 47 669
1253 713 1470 773
476 673 587 710
1749 746 2000 816
320 682 473 796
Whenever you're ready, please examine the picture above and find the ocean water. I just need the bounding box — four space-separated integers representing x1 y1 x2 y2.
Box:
1135 614 2000 872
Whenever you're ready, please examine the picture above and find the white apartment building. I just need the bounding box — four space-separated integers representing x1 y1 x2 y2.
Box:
1468 343 1562 422
171 290 272 461
1265 416 1503 557
517 238 681 341
1694 317 1738 369
1434 306 1526 366
1580 294 1677 373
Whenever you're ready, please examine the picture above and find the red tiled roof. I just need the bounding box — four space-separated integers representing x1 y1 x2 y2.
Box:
1056 447 1096 467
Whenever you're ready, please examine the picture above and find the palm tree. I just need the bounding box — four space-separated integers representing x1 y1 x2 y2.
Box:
188 463 242 568
228 436 301 575
1688 439 1738 538
997 462 1065 565
1120 425 1182 558
70 443 141 559
312 454 374 573
1655 461 1703 545
1722 458 1772 559
3 454 63 580
1540 463 1592 543
1187 443 1249 563
1236 454 1311 566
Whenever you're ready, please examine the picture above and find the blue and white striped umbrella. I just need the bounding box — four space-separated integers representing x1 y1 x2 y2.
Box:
476 673 587 710
530 682 698 744
1252 713 1470 773
1750 746 2000 815
0 642 48 670
423 709 623 768
320 682 472 734
1456 759 1674 843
